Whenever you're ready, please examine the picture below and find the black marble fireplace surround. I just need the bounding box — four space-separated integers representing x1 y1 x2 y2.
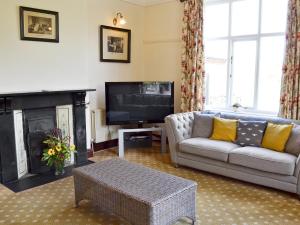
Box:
0 89 95 184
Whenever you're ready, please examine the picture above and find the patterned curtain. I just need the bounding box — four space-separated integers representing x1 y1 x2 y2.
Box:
180 0 205 112
279 0 300 120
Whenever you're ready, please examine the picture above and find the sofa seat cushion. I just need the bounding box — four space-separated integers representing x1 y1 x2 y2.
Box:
179 138 240 162
229 147 297 176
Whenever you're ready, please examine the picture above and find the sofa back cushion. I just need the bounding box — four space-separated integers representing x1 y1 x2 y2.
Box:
285 124 300 156
202 110 300 153
192 113 218 138
203 110 294 124
236 121 267 147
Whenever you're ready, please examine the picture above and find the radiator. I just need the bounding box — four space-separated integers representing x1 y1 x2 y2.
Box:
91 109 108 143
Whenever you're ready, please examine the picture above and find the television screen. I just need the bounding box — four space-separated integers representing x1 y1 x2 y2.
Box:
105 82 174 125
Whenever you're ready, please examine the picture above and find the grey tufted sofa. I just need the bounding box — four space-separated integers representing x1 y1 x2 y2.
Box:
165 111 300 196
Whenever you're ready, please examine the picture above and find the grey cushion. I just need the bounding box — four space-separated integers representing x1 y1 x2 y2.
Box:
236 121 267 147
179 138 240 162
285 124 300 156
229 147 297 176
192 113 215 138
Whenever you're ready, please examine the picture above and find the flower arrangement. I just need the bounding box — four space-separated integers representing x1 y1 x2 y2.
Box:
42 128 76 175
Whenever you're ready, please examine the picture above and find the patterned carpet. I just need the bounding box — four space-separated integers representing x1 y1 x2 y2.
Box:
0 146 300 225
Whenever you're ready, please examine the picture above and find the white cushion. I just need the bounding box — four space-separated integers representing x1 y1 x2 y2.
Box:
179 138 240 162
229 147 297 176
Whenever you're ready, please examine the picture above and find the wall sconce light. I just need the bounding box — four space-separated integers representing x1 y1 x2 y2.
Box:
113 12 126 26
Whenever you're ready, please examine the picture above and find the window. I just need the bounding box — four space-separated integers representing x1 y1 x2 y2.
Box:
204 0 288 113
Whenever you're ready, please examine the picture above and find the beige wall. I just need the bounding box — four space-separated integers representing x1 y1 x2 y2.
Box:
143 1 183 112
0 0 183 142
87 0 145 109
0 0 89 92
0 0 145 142
0 0 145 108
86 0 145 141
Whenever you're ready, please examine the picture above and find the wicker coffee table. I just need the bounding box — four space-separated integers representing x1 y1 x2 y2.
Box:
73 159 197 225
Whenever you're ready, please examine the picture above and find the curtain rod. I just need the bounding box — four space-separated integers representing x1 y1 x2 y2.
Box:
180 0 187 2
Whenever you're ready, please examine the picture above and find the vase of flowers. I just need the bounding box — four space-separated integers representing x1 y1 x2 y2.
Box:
232 103 242 112
42 128 76 176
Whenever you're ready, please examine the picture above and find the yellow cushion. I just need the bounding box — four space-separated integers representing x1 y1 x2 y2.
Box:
262 123 293 152
210 117 237 142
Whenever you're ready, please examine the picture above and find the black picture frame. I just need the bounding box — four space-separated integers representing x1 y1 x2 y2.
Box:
20 6 59 43
100 25 131 63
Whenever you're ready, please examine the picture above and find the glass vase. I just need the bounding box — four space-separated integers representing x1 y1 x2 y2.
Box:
54 160 65 176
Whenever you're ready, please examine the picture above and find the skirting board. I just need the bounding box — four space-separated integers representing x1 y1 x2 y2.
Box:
93 139 119 152
87 148 94 158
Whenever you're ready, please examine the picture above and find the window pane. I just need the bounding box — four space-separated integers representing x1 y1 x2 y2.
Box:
257 36 285 112
204 3 229 38
205 40 228 108
261 0 288 33
231 0 259 36
231 41 257 108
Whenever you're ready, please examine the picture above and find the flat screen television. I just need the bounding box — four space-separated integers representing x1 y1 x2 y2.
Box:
105 82 174 125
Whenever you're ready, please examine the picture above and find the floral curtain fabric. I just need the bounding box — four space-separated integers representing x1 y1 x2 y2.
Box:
279 0 300 120
180 0 205 112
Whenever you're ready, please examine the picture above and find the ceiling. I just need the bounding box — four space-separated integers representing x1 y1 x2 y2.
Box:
122 0 175 6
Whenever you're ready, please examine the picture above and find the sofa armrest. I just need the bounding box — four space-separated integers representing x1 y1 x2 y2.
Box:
296 154 300 195
165 112 194 164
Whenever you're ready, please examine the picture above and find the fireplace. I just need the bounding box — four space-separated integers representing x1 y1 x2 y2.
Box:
23 107 56 174
0 89 95 183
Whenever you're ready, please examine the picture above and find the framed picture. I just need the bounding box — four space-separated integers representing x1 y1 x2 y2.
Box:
100 25 131 63
19 6 59 43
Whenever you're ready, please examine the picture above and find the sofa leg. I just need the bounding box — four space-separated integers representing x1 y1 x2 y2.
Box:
173 163 179 168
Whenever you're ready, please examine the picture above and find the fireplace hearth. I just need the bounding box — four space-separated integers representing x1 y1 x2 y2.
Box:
0 89 95 183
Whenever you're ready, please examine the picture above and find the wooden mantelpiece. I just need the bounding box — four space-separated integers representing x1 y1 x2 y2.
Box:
0 89 95 183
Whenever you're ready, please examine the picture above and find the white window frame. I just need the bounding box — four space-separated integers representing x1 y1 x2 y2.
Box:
204 0 286 115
